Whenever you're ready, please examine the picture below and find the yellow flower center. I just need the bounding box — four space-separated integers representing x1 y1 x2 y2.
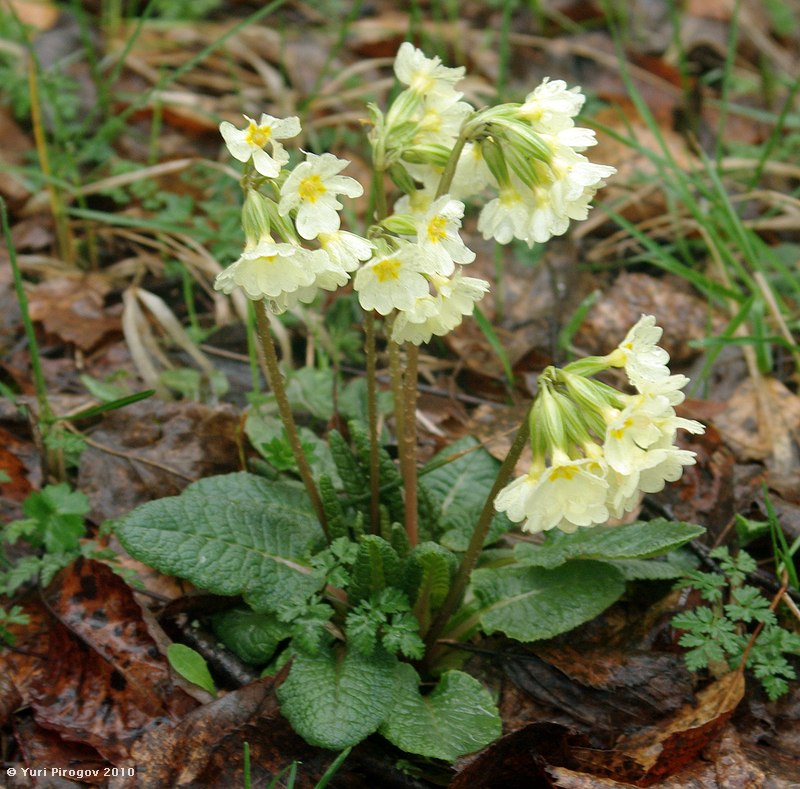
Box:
298 174 327 203
499 188 521 206
373 258 401 283
245 122 271 148
427 216 448 244
519 104 543 123
610 418 634 441
550 464 578 481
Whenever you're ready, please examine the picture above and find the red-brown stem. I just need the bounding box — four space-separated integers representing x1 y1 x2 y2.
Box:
423 403 532 666
364 312 380 533
254 300 329 541
400 342 419 547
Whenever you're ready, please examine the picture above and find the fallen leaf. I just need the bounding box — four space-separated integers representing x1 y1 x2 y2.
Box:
572 671 745 786
3 560 196 764
4 0 60 30
574 273 713 365
13 714 109 780
712 377 800 469
77 399 241 523
0 426 35 503
27 274 122 352
451 721 583 789
118 674 330 789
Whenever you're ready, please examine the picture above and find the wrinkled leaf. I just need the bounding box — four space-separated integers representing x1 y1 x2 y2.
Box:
116 472 324 612
211 607 292 666
379 663 501 761
348 535 401 603
277 645 398 750
421 437 513 550
514 519 705 570
472 561 626 642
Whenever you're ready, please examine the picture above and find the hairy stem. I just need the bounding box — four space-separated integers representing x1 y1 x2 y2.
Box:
364 312 380 533
423 403 532 664
388 328 404 443
399 342 419 547
253 300 329 541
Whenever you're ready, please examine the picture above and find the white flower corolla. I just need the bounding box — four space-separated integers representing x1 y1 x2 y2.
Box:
609 314 672 388
394 189 435 216
392 272 489 345
635 441 698 494
477 182 532 244
279 152 363 240
318 231 375 272
635 373 691 405
214 238 329 301
544 135 616 200
390 295 440 345
526 184 570 243
603 396 674 475
267 260 351 314
219 114 301 178
414 195 476 274
450 142 494 199
353 243 431 315
495 452 610 534
517 78 585 133
605 466 645 519
412 93 473 148
394 42 465 100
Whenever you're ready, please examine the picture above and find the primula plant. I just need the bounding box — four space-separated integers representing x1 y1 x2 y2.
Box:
116 44 707 760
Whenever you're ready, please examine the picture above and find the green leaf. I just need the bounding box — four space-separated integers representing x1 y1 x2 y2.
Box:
379 663 501 761
608 549 697 581
338 377 393 422
472 561 626 642
349 536 401 603
514 519 705 569
277 645 398 750
328 429 369 514
283 367 336 420
246 408 340 485
167 643 217 695
421 437 513 550
22 483 89 553
116 473 324 612
211 607 292 666
401 542 457 630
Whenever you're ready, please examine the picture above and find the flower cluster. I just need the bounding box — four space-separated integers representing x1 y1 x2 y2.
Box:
494 316 705 534
214 44 613 345
214 123 372 313
370 45 616 247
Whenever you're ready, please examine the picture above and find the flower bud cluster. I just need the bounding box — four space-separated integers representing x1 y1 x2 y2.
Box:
494 316 705 534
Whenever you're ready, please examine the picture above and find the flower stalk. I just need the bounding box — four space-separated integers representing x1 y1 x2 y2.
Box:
423 403 532 664
253 300 330 541
400 342 420 546
364 312 380 533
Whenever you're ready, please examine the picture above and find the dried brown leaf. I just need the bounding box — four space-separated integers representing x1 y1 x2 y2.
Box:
27 274 121 352
574 273 711 365
77 399 241 523
21 559 197 762
572 671 745 786
712 377 800 469
119 674 329 789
